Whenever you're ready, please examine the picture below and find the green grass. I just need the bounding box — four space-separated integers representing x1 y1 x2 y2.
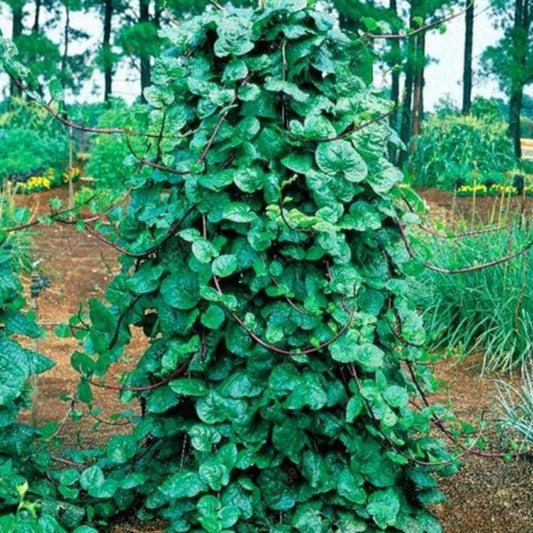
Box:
411 218 533 371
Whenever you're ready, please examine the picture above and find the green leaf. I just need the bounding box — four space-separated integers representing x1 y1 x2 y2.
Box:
292 504 323 533
281 153 313 174
367 163 403 194
284 374 327 410
264 77 309 102
222 203 257 223
272 421 306 461
233 168 264 193
302 451 331 490
201 304 226 329
80 466 104 492
214 16 255 57
188 424 222 452
329 333 384 370
346 395 364 422
77 379 93 405
146 386 180 413
212 255 238 278
169 378 209 397
219 371 262 398
199 457 231 490
0 338 53 404
161 272 200 310
192 239 218 263
196 391 247 424
383 385 409 408
222 60 249 82
315 140 368 182
367 488 400 529
337 469 366 504
160 471 207 499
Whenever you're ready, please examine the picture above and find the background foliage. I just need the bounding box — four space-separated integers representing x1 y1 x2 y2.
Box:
407 108 518 189
0 100 69 181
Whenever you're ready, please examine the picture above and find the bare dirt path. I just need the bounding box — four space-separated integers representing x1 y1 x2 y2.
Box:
14 187 533 532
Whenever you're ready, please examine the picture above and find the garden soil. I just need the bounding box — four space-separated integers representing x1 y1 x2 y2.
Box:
15 187 533 533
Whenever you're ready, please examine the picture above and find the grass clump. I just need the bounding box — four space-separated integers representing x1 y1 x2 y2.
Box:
413 218 533 371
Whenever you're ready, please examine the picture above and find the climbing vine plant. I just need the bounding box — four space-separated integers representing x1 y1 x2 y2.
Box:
1 2 457 532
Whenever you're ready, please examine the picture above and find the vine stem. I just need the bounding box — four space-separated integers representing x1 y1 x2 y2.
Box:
81 206 194 259
211 274 354 356
362 2 478 41
416 222 512 240
404 361 533 460
202 215 355 356
396 218 533 274
88 359 190 392
347 364 481 467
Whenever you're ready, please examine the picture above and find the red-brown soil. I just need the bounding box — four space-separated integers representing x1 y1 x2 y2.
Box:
14 187 533 532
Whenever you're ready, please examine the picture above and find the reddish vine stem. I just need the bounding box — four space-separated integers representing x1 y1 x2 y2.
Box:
5 75 187 140
212 274 354 356
88 358 190 392
289 109 395 144
88 410 134 427
347 364 481 467
125 135 192 176
404 361 532 460
198 105 235 165
202 215 354 356
417 222 513 240
316 108 394 142
83 206 194 259
362 3 477 41
3 194 97 233
397 218 533 274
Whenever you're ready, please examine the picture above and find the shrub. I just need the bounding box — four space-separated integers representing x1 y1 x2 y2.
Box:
0 99 69 181
84 101 150 189
0 127 68 181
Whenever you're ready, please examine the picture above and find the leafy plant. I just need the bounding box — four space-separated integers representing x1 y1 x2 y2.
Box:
408 111 517 189
0 206 58 530
84 101 150 189
0 100 69 182
65 4 454 531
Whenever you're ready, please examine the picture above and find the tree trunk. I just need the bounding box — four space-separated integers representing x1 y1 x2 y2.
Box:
61 2 70 84
508 0 531 158
389 0 400 131
103 0 113 103
388 0 401 164
139 0 151 100
33 0 42 32
398 16 417 166
10 1 25 98
509 88 523 158
411 31 425 139
462 0 474 114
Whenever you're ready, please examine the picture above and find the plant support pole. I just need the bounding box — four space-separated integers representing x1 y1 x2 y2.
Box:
68 125 74 218
30 269 41 426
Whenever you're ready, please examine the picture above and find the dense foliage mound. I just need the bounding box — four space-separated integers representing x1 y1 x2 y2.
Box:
0 3 456 532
